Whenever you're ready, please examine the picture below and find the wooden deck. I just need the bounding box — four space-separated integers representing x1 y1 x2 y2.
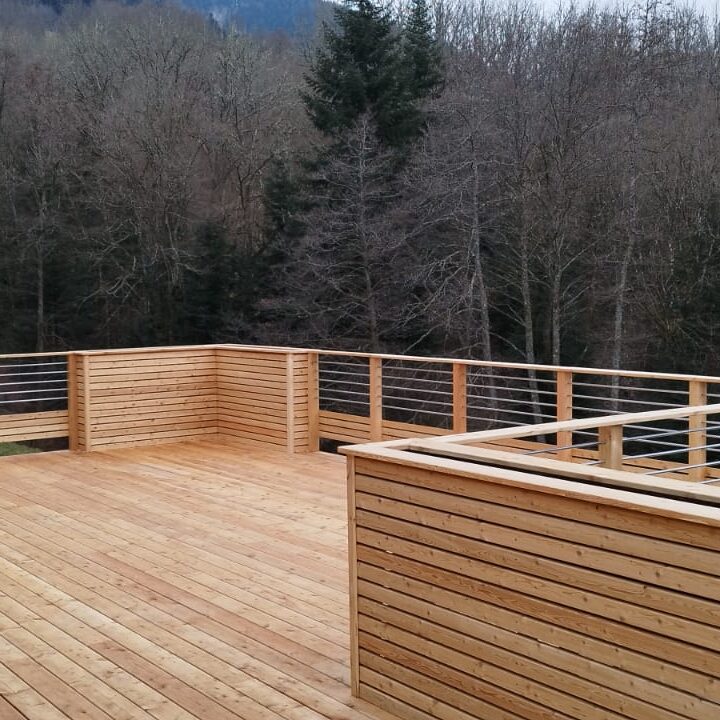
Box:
0 441 399 720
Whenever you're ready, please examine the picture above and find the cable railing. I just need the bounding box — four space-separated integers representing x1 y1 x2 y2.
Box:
411 403 720 484
1 343 719 476
0 357 68 411
315 350 710 456
0 353 70 449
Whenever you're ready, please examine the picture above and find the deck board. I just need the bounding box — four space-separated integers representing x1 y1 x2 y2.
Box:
0 441 400 720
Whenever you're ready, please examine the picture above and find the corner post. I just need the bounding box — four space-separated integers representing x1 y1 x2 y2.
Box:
346 453 360 697
452 363 467 433
369 357 383 441
82 352 92 452
286 352 296 454
67 353 79 452
688 381 708 481
307 352 320 452
556 370 573 460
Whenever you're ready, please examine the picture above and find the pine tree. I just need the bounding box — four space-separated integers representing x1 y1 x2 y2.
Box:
403 0 443 100
303 1 419 148
262 158 308 249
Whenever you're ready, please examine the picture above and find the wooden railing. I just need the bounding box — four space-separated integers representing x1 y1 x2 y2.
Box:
408 403 720 483
314 350 720 453
2 343 720 463
0 352 69 445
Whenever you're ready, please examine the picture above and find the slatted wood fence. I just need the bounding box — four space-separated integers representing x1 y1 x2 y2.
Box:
344 443 720 720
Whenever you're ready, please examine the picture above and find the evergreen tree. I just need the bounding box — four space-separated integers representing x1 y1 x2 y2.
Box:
303 0 419 148
403 0 443 100
262 158 308 249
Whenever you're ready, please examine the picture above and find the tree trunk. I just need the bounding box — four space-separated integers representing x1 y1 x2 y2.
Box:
520 230 543 425
551 262 562 366
611 117 640 408
469 152 497 413
36 243 45 353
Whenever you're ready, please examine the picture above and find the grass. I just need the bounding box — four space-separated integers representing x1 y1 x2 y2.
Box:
0 442 40 457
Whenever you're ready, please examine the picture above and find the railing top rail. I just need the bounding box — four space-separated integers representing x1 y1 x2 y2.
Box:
340 443 720 523
1 343 719 386
409 403 720 447
314 348 720 384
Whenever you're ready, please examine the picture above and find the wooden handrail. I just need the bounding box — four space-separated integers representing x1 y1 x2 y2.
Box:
310 347 720 384
2 342 720 383
415 402 720 446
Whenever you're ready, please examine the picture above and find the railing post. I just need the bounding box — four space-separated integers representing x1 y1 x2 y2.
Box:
307 352 320 452
369 356 383 441
688 381 707 481
286 353 296 454
452 363 467 433
67 353 79 452
346 454 360 696
598 425 623 469
556 370 573 460
81 352 92 452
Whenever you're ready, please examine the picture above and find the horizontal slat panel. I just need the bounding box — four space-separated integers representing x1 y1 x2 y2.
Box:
319 411 371 443
348 452 720 720
0 410 68 442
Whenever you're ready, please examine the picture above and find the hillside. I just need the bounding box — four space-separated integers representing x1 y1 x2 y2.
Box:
30 0 325 32
176 0 321 32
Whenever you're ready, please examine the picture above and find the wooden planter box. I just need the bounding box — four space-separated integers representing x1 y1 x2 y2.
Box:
343 442 720 720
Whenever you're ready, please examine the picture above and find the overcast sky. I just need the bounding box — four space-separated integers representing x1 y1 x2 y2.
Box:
512 0 719 17
417 0 720 19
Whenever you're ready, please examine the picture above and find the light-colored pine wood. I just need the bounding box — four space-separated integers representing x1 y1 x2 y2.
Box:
555 369 573 460
67 353 79 452
369 358 382 442
307 353 320 452
0 440 399 720
82 353 92 452
345 447 720 720
346 455 360 697
452 363 467 433
286 353 295 454
598 424 624 469
0 410 68 442
688 380 708 481
426 400 720 445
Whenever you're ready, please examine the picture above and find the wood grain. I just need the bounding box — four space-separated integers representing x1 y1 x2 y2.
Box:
0 440 399 720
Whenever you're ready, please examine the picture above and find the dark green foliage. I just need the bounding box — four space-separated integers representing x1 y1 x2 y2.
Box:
263 157 308 249
403 0 443 100
181 224 235 342
303 0 432 148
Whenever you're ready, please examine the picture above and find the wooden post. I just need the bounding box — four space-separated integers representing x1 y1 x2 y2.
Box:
369 356 383 441
286 353 295 454
688 380 707 481
598 425 623 470
307 352 320 452
67 353 79 452
82 353 92 452
452 363 467 433
556 371 573 461
346 455 360 697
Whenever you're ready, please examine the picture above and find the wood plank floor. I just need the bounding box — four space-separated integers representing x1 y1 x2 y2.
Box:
0 441 400 720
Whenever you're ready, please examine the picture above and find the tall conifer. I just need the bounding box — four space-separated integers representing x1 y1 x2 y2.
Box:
304 1 422 148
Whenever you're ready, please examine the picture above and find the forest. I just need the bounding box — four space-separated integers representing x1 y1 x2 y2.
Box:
1 0 720 375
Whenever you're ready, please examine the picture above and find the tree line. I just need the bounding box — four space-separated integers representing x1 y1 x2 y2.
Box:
2 0 720 376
